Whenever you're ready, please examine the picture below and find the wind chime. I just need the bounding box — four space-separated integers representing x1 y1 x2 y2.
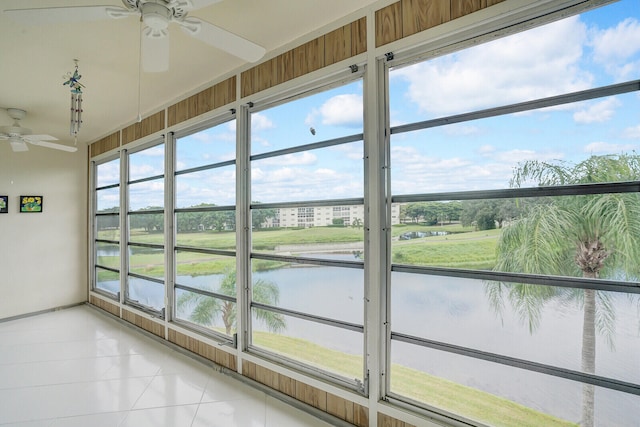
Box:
63 59 84 141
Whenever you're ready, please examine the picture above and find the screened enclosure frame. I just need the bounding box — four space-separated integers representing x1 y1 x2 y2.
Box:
87 0 640 425
380 8 640 421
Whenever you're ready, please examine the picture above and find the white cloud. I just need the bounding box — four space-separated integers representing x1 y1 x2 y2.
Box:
590 18 640 81
622 125 640 139
319 94 363 127
478 145 495 156
252 113 275 131
493 149 564 163
573 97 621 124
392 16 592 117
583 141 638 153
259 151 317 166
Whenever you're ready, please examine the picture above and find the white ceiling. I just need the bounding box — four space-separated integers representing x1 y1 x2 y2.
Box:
0 0 380 149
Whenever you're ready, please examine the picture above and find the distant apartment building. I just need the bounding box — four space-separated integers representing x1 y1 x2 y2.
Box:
263 204 401 228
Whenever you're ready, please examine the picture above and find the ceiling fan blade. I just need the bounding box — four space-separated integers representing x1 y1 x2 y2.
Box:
179 17 265 63
142 29 170 72
3 6 129 25
24 134 58 142
9 139 28 152
28 140 77 153
188 0 224 11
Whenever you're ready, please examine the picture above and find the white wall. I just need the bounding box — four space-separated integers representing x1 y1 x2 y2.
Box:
0 142 87 319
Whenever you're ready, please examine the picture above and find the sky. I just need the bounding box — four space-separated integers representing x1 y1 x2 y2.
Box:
98 0 640 211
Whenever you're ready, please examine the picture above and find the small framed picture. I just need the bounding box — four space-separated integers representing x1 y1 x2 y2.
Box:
0 195 7 214
20 195 43 213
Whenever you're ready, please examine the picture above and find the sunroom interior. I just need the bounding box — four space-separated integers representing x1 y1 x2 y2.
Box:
1 0 639 426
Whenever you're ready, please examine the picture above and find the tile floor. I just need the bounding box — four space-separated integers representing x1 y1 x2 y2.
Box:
0 305 334 427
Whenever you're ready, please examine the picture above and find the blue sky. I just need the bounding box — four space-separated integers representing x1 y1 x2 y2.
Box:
99 0 640 210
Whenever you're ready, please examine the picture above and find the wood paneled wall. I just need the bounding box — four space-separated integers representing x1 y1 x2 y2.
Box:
375 0 504 47
90 295 120 317
241 17 367 98
122 111 165 145
121 308 165 339
378 413 417 427
90 132 120 158
242 359 369 427
168 328 237 371
167 76 237 127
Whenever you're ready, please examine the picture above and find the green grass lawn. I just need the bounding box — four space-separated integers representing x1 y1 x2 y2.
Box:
252 331 576 427
104 224 500 276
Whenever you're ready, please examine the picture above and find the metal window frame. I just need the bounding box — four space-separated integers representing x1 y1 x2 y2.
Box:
244 71 368 389
382 1 640 422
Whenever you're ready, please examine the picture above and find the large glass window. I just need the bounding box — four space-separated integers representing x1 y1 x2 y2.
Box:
249 79 366 386
173 120 238 340
126 143 165 314
94 157 121 297
387 1 640 425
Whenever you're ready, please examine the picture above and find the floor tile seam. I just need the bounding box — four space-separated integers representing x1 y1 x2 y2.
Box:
0 352 140 367
119 405 201 427
0 374 160 393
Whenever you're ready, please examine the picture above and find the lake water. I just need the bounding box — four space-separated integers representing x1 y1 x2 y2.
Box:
101 258 640 425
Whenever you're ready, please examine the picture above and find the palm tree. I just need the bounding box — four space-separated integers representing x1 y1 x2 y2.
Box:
489 153 640 427
177 268 286 336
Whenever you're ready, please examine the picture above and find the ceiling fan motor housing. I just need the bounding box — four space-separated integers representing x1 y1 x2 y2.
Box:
141 1 172 30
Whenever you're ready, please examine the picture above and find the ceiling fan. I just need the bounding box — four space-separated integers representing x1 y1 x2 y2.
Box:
0 109 78 153
3 0 266 72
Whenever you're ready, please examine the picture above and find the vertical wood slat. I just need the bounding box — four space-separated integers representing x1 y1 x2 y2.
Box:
167 77 236 127
451 0 482 19
121 309 165 339
241 17 366 98
376 0 504 47
325 24 353 66
122 110 165 145
167 329 237 371
89 131 120 157
90 295 120 317
402 0 450 37
351 17 368 56
377 413 417 427
375 2 403 47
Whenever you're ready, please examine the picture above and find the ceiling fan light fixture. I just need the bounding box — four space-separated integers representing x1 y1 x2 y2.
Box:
141 2 172 31
8 136 28 152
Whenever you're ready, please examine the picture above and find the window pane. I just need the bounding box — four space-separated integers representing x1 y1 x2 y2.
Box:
251 81 362 156
390 93 640 196
176 288 236 336
96 187 119 212
95 267 119 295
176 120 236 170
252 310 363 381
251 141 363 203
391 272 640 383
389 1 640 122
128 246 164 279
96 158 119 187
127 276 164 311
251 260 363 323
96 215 120 241
129 179 164 211
389 341 640 426
175 254 236 290
393 193 640 280
129 144 164 181
96 242 120 269
252 205 364 261
128 213 164 244
176 213 236 249
175 164 236 208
